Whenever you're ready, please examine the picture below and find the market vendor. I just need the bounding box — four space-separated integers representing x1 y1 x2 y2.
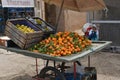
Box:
88 24 99 41
82 23 92 38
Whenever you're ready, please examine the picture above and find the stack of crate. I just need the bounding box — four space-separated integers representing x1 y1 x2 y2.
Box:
5 18 43 49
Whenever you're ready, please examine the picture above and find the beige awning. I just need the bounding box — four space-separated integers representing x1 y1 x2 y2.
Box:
43 0 106 12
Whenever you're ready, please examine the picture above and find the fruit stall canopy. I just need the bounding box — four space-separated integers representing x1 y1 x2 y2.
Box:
43 0 106 12
43 0 106 31
1 0 34 7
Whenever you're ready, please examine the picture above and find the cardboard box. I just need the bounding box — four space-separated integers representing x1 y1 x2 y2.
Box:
0 36 10 47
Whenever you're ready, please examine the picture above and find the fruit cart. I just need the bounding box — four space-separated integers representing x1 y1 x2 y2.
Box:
3 18 111 80
0 41 111 80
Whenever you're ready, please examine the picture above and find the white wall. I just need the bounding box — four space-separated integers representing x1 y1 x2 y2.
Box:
34 0 45 19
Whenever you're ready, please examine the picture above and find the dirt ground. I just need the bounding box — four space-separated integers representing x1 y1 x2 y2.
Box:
0 48 120 80
81 51 120 80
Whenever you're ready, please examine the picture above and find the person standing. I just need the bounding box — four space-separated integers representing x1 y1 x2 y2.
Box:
82 23 92 38
88 24 99 41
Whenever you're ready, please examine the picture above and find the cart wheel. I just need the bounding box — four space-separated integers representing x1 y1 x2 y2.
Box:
38 66 66 80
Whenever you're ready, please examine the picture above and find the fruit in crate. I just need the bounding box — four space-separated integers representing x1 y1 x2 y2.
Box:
29 32 92 57
16 24 35 33
35 19 42 24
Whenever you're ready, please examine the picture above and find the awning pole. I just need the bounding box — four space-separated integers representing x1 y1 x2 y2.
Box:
55 0 64 32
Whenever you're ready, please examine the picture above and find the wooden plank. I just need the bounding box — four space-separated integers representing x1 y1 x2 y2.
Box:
26 31 43 39
6 22 27 39
5 30 43 49
5 31 25 49
26 37 42 44
5 26 26 44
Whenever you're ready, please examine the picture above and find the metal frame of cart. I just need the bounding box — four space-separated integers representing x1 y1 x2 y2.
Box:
0 41 111 80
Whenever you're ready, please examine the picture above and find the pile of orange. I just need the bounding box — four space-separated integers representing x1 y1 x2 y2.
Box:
30 32 92 57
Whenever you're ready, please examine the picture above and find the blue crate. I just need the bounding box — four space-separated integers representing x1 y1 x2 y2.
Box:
8 8 17 13
56 73 84 80
65 73 83 80
17 8 24 12
56 67 97 80
0 25 4 33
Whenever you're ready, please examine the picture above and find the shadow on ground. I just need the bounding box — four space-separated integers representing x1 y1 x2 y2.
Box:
10 74 32 80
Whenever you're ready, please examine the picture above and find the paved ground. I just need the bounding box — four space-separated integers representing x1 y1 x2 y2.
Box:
0 48 45 80
0 48 120 80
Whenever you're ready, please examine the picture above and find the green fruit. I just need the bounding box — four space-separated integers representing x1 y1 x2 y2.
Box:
36 19 42 24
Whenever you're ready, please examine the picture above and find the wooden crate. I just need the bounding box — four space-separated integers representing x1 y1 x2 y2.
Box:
31 17 55 32
5 18 43 49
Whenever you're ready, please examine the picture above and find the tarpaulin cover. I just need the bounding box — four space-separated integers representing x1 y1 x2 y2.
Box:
43 0 106 12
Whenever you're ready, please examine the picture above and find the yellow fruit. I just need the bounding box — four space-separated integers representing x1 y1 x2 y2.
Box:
16 24 35 33
36 19 42 24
